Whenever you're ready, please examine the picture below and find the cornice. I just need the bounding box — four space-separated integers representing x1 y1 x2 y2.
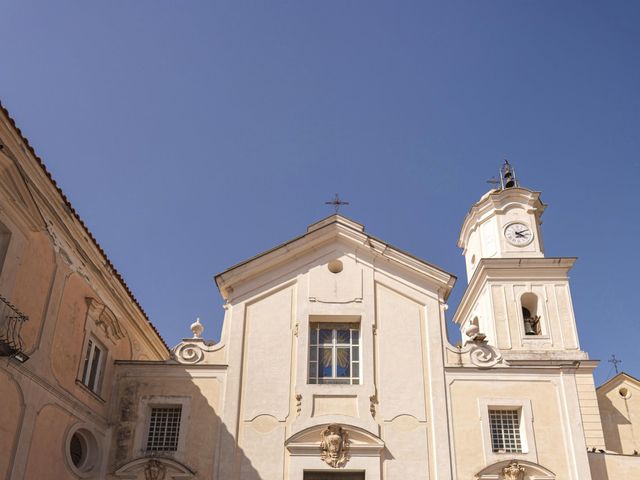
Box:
453 257 577 324
215 215 456 302
596 371 640 392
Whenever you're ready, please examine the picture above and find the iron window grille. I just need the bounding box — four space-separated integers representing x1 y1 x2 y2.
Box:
489 409 523 453
146 406 183 453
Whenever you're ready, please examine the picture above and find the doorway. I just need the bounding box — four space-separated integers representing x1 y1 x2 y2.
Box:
303 473 365 480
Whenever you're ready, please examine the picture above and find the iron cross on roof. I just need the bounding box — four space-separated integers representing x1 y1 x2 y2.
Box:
609 354 622 375
325 193 350 214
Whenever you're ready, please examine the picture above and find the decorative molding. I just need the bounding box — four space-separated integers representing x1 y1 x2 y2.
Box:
286 423 384 458
114 457 194 479
450 337 505 369
85 297 125 343
320 424 350 468
474 459 556 480
144 459 166 480
369 395 378 418
173 341 205 364
502 460 525 480
171 338 225 365
467 339 503 368
295 394 302 416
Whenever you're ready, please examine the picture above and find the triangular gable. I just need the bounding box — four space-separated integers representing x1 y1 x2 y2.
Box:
597 372 640 393
215 214 456 301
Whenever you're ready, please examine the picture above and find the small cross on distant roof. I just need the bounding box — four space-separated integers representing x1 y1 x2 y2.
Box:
609 354 622 375
325 193 349 214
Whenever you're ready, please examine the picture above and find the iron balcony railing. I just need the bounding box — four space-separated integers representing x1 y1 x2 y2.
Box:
0 293 28 357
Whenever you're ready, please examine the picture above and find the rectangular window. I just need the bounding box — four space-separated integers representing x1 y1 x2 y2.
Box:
145 406 183 453
489 409 523 453
81 338 105 393
309 323 360 385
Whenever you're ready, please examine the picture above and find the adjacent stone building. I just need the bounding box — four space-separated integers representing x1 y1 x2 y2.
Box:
0 104 638 479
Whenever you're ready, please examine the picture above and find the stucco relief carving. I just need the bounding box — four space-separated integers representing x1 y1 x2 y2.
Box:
460 337 504 369
369 394 378 418
172 319 225 364
145 459 167 480
475 459 555 480
320 424 350 468
502 460 525 480
295 394 302 416
173 342 205 364
114 457 194 479
45 220 90 279
85 297 125 343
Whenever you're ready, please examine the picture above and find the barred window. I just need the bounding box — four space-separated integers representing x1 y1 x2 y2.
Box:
146 406 182 453
489 409 522 453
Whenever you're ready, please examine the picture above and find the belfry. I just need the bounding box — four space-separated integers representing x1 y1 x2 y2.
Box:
0 103 638 479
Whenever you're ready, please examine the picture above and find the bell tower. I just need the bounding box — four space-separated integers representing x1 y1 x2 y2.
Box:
458 161 546 282
453 163 587 359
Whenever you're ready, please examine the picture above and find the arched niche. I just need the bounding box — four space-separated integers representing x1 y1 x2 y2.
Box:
520 292 542 336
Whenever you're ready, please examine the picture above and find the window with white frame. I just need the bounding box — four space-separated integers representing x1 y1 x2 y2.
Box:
80 337 106 394
309 323 360 384
489 408 523 453
145 406 183 453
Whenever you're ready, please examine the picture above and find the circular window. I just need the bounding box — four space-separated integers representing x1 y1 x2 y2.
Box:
66 427 99 477
619 387 631 399
327 259 343 274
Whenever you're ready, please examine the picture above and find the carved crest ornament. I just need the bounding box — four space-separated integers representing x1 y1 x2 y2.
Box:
502 460 525 480
320 424 350 468
144 459 166 480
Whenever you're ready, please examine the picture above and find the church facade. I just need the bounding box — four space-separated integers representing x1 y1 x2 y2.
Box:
0 103 638 479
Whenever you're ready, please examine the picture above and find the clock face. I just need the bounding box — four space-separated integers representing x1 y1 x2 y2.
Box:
504 222 534 246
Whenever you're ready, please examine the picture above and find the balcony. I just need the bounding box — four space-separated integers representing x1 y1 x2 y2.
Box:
0 294 28 361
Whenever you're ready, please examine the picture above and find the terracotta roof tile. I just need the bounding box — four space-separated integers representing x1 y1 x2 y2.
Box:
0 100 169 354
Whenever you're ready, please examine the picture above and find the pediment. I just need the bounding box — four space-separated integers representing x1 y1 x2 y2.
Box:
286 422 384 457
215 215 455 302
114 456 194 479
475 459 555 480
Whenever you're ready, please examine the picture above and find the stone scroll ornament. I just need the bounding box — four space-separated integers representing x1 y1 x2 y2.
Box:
320 424 350 468
502 460 525 480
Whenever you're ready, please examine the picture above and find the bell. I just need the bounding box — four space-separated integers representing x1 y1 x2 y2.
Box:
501 160 518 189
504 175 516 189
523 318 537 335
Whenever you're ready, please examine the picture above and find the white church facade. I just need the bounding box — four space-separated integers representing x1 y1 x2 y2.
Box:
107 172 636 479
0 104 638 479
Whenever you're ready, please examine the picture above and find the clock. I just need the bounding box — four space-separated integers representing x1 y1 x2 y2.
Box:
504 222 534 246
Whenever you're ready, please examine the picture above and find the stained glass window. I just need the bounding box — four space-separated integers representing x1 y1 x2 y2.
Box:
309 323 360 384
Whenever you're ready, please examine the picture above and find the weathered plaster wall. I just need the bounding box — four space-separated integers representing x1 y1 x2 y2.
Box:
108 365 225 480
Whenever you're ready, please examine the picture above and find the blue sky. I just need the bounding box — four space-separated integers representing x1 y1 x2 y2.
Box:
2 1 639 384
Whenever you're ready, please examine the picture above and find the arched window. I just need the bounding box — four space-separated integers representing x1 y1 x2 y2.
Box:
520 293 541 336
